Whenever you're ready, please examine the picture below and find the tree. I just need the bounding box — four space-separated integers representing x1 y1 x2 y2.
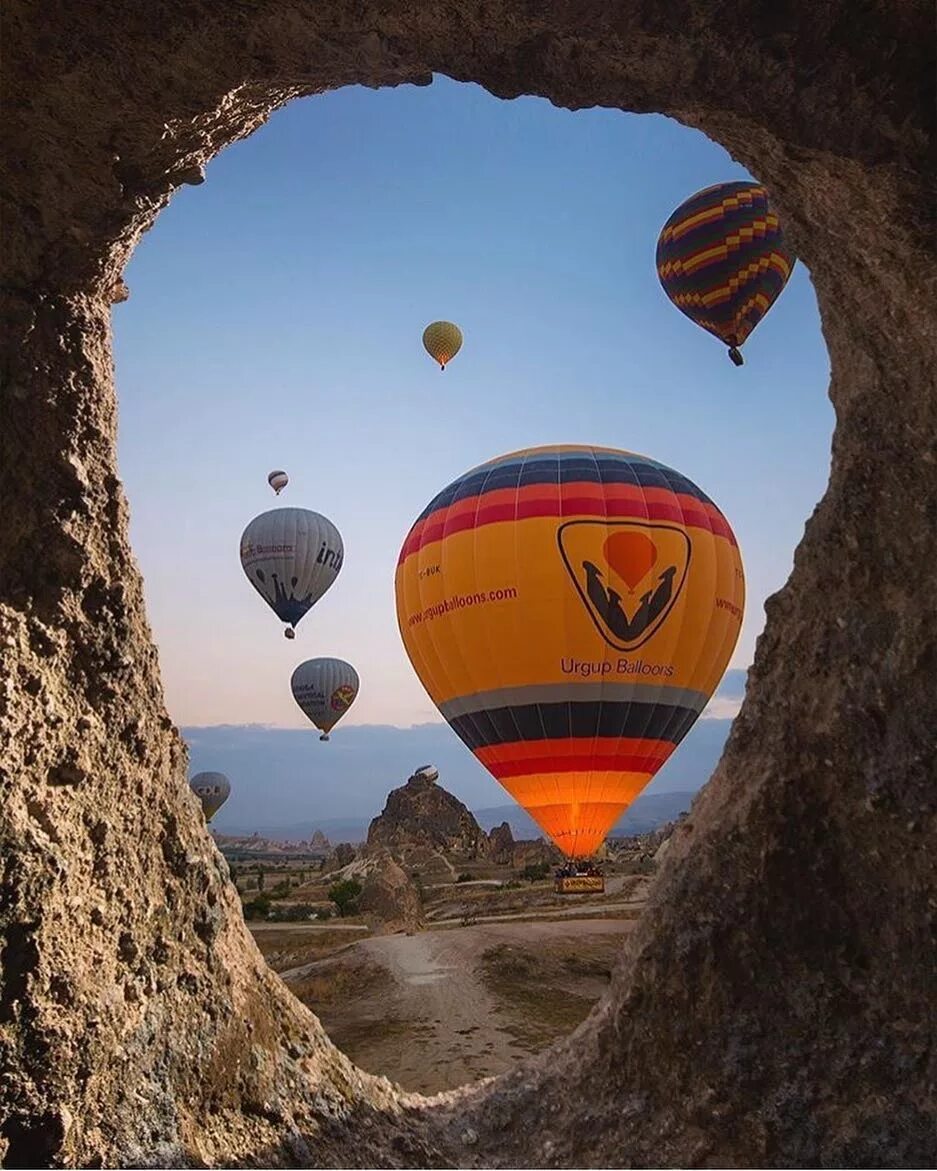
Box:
242 894 271 920
257 866 265 892
521 861 551 882
327 878 362 918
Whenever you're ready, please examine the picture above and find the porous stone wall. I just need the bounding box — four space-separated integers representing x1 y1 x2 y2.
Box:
2 2 934 1167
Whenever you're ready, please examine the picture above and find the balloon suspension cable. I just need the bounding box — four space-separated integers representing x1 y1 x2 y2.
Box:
285 626 296 640
728 346 744 367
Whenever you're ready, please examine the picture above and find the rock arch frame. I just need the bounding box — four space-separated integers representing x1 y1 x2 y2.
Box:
2 1 935 1166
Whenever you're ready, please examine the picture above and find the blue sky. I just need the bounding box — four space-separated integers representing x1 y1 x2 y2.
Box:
115 76 832 733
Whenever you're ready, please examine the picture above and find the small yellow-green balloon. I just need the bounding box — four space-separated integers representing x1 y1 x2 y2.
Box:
422 321 463 370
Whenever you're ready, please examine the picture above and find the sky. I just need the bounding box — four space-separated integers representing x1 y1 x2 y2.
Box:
114 76 833 738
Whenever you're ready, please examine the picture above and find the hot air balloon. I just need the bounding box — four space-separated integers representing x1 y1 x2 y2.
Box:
422 321 463 371
395 444 745 860
189 771 231 822
290 658 359 741
268 469 289 495
656 180 795 366
240 508 343 639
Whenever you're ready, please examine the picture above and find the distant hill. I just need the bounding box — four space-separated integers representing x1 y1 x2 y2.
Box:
475 790 699 840
225 789 700 845
198 671 742 839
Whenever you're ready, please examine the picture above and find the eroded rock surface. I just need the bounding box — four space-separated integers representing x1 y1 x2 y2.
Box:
368 770 488 859
1 0 935 1167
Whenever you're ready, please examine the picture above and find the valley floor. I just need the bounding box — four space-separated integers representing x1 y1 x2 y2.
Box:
252 899 646 1093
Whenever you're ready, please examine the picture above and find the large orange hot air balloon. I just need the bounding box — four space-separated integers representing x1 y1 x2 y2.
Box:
395 444 745 859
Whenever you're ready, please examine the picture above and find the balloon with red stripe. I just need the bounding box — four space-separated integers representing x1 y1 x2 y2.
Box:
395 444 745 859
656 180 796 366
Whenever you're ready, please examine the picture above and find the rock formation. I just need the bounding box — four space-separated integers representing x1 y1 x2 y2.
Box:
309 829 331 852
322 841 357 873
356 849 423 935
367 769 488 859
2 1 934 1167
488 821 515 864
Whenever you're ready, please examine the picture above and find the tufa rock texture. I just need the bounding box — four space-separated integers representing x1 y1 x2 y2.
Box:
487 821 515 865
356 850 424 935
1 0 935 1167
367 770 488 859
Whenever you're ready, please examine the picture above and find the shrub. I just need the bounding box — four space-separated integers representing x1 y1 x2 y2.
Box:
456 872 474 883
242 894 271 920
521 861 551 882
316 906 332 921
328 878 362 917
268 902 319 922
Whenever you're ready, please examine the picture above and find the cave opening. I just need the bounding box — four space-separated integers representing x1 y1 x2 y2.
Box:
2 4 934 1167
113 75 832 1094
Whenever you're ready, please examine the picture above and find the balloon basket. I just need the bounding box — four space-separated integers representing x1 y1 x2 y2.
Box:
284 627 296 640
320 733 330 742
728 346 744 367
554 874 605 894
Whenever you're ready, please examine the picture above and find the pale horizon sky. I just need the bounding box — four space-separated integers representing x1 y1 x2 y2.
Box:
114 76 833 730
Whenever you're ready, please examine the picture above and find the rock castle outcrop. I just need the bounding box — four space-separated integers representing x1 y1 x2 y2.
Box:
367 768 489 858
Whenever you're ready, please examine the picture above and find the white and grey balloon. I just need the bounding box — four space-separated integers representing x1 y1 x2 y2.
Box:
189 771 231 822
239 507 344 639
291 658 360 741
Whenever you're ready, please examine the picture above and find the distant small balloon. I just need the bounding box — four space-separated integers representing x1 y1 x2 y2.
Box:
268 470 289 495
291 658 360 742
189 771 231 822
422 321 463 371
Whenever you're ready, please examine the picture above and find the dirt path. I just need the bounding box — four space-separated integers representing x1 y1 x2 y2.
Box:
427 896 646 927
285 918 636 1093
249 921 370 933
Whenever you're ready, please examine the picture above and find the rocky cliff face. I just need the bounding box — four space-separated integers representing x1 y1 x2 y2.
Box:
2 1 935 1168
367 771 488 858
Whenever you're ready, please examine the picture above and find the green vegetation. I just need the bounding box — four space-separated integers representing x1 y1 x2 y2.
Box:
328 878 362 917
242 894 271 920
456 872 474 883
520 861 551 882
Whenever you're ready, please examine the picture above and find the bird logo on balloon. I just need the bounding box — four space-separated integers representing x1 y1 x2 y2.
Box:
558 521 691 652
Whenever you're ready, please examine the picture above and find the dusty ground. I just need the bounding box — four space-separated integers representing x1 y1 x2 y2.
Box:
271 916 638 1094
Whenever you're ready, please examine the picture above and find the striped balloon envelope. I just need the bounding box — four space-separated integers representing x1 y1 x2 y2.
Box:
395 444 745 859
656 180 795 366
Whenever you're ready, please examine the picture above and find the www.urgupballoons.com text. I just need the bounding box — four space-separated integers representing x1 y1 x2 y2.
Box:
407 587 518 626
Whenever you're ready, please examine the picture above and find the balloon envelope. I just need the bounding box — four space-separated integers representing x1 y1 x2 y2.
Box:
395 444 745 858
656 181 795 361
422 321 463 370
268 469 289 495
189 771 231 822
240 508 343 636
291 658 360 736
